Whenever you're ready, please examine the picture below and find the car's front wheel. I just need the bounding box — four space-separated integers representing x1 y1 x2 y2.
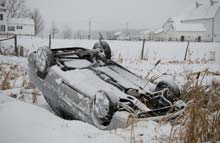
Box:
91 90 117 129
35 47 54 78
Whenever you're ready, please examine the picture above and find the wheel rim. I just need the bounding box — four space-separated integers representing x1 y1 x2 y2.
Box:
36 48 47 73
94 90 110 119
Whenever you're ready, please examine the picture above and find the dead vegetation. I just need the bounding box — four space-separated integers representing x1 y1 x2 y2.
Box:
0 63 39 103
0 69 12 90
170 73 220 143
0 57 219 143
0 64 18 90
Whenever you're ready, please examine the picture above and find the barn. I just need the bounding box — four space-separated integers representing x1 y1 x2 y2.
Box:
0 4 34 36
181 0 220 42
156 17 209 42
150 0 220 42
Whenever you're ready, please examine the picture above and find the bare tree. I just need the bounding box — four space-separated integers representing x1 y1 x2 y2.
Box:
30 8 44 35
6 0 30 18
62 26 72 39
50 22 59 39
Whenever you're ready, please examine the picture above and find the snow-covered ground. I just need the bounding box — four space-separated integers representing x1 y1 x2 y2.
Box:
0 94 172 143
122 60 220 86
1 36 220 61
0 38 220 143
0 57 171 142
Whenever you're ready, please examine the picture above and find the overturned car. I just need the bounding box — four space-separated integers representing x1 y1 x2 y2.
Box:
28 41 185 130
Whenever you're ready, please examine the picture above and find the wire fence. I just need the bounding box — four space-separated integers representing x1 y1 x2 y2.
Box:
0 35 25 56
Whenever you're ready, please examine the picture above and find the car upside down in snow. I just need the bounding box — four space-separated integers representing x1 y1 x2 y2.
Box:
28 41 185 130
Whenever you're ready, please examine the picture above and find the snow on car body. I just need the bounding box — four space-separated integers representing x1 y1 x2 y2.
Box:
28 41 185 130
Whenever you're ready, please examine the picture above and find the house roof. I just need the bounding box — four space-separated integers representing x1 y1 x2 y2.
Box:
154 28 163 34
168 17 182 22
172 22 207 32
162 17 182 28
113 32 124 36
7 18 34 25
181 0 220 21
141 30 152 34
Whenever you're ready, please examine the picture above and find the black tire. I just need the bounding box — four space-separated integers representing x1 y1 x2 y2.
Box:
35 47 54 78
91 91 117 127
93 41 111 59
155 80 180 100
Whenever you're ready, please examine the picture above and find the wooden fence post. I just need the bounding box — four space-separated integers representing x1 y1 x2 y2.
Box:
14 35 18 56
184 40 190 61
20 46 24 57
49 34 51 49
141 39 146 60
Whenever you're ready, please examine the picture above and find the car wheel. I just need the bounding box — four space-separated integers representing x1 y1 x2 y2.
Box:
91 90 117 128
93 41 111 59
36 47 54 78
155 80 180 102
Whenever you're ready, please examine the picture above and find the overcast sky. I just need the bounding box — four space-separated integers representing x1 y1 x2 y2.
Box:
26 0 194 31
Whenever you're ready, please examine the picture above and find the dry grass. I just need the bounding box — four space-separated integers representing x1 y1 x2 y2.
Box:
32 88 38 104
129 114 137 143
170 74 220 143
0 63 39 103
0 69 12 90
117 52 123 63
0 64 19 90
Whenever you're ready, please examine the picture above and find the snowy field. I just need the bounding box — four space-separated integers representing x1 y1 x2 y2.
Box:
0 37 220 143
0 55 172 143
1 36 220 61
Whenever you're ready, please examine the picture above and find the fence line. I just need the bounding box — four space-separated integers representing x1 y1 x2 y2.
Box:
0 35 18 56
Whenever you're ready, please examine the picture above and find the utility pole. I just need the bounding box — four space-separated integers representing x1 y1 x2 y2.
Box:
126 22 130 40
88 17 92 40
211 17 215 42
126 22 128 36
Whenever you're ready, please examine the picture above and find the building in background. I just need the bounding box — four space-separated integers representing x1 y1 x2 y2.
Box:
140 30 153 41
181 0 220 42
146 0 219 42
155 17 208 42
112 32 130 40
0 2 34 36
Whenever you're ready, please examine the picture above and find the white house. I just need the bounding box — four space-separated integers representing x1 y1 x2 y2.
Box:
140 30 154 41
0 3 34 36
181 0 220 42
155 17 209 41
112 32 130 40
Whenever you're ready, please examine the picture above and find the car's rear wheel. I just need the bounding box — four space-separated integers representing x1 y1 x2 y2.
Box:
93 41 111 59
155 80 180 102
36 47 54 78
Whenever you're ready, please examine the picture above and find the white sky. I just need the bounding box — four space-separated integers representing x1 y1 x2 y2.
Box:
26 0 194 31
